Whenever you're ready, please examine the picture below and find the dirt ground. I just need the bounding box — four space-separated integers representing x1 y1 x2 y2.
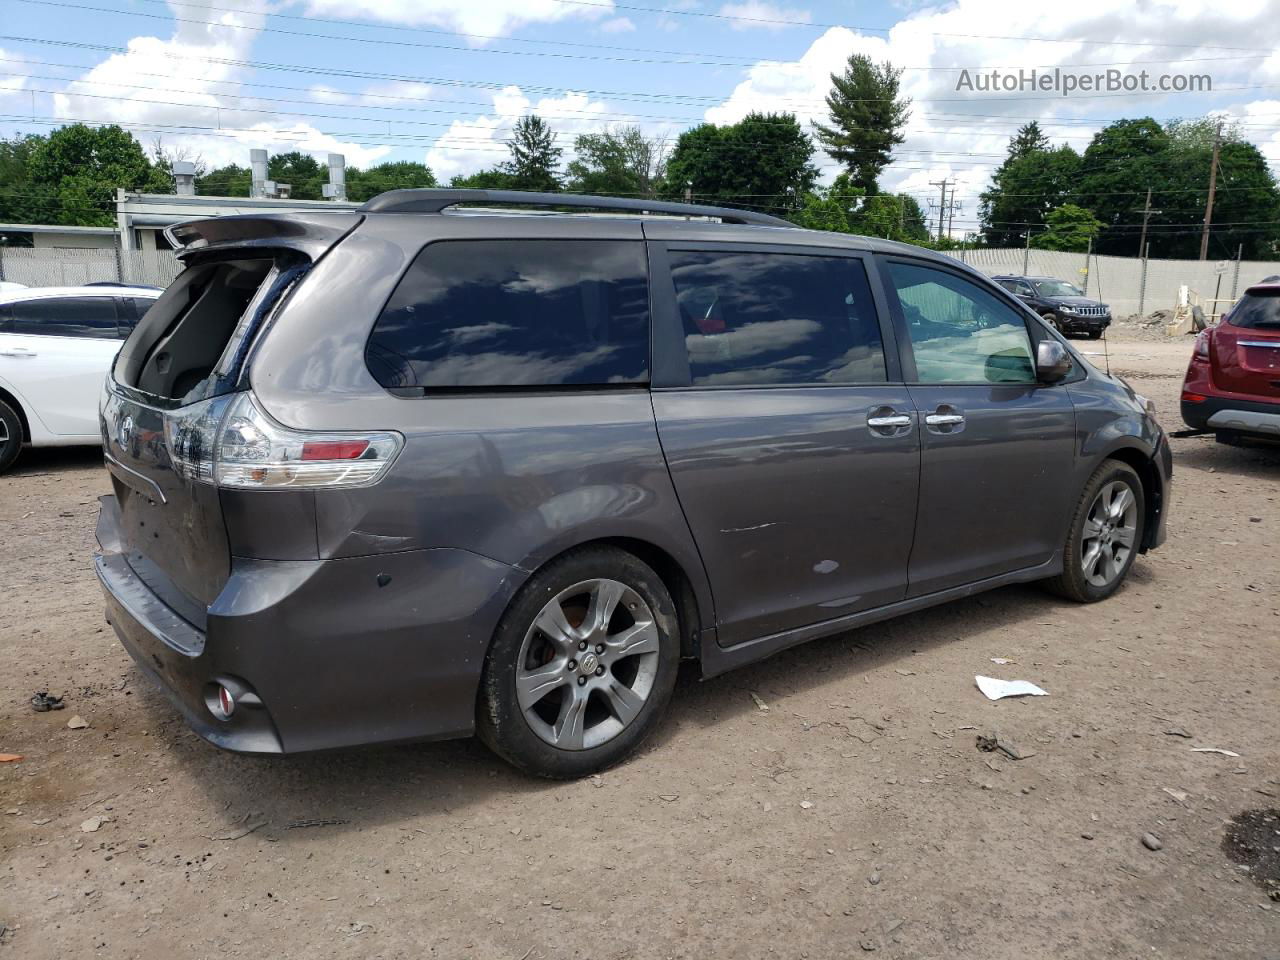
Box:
2 327 1277 960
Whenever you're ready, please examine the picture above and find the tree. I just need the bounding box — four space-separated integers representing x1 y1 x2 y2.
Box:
663 112 817 214
149 137 207 185
565 126 666 197
503 115 562 192
979 144 1082 247
1006 121 1049 162
0 133 42 226
1031 204 1104 252
23 124 168 226
450 169 518 189
815 54 910 194
346 161 436 201
791 174 928 243
198 163 251 197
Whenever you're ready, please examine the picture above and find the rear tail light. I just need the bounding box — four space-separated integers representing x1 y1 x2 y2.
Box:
1181 392 1207 404
1193 329 1212 359
166 392 402 489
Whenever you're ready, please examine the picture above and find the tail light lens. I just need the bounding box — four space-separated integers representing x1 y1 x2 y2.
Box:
166 392 402 489
1193 329 1212 358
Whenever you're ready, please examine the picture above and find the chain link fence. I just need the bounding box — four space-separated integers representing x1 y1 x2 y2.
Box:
3 242 1278 320
953 247 1280 318
0 247 181 288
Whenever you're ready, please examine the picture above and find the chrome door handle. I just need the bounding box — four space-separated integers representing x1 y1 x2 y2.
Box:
0 348 36 358
925 413 964 426
868 414 912 429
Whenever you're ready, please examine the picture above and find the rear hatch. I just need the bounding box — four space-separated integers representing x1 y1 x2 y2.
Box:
1213 282 1280 401
101 212 358 611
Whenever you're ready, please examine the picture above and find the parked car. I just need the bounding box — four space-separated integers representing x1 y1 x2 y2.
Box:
992 275 1112 338
0 284 160 473
95 190 1171 778
1181 277 1280 443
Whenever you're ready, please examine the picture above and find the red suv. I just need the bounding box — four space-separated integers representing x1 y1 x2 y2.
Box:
1182 279 1280 443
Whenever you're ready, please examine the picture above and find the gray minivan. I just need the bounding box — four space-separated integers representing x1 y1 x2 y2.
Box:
96 190 1171 778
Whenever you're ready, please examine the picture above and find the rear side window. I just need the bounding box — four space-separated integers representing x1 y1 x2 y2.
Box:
366 240 650 389
11 297 119 338
668 250 886 386
1229 291 1280 329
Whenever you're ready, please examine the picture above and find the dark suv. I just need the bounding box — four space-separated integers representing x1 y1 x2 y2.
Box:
992 275 1112 338
96 190 1171 778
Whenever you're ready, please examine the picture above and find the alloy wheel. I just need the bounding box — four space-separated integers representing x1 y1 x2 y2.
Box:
1080 479 1138 587
515 578 660 751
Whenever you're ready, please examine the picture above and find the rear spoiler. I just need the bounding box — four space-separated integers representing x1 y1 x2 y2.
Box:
164 212 363 261
1244 282 1280 296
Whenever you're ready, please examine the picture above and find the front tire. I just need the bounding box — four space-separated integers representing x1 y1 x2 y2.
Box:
477 546 680 779
1043 312 1062 333
0 399 23 474
1044 461 1145 603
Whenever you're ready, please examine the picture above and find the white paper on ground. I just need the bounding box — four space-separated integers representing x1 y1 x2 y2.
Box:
975 675 1049 701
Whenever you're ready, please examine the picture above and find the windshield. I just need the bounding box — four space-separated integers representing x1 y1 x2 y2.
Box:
1033 279 1084 298
1229 290 1280 328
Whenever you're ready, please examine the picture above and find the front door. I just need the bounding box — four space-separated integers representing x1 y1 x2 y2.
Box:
879 258 1078 597
648 242 920 648
4 295 123 436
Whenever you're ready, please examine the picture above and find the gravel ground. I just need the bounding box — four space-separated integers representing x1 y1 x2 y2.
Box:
2 328 1277 960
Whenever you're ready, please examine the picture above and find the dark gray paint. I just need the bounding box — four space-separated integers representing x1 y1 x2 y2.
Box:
95 205 1171 755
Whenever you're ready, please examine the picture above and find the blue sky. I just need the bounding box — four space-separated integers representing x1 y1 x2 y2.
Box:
2 0 1279 235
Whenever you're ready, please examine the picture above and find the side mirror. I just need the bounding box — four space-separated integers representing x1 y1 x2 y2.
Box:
1035 339 1072 383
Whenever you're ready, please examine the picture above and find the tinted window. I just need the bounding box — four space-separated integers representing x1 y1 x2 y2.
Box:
10 297 119 338
1229 291 1280 329
366 240 649 389
887 261 1035 384
669 251 886 386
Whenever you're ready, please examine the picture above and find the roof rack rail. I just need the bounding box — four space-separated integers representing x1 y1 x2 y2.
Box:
356 188 796 228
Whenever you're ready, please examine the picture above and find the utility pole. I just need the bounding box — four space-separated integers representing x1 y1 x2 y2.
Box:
1137 187 1153 258
929 178 951 241
1199 120 1222 261
1022 227 1031 276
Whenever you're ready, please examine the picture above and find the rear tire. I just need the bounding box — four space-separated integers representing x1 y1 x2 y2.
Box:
477 546 680 779
0 398 23 474
1044 460 1145 603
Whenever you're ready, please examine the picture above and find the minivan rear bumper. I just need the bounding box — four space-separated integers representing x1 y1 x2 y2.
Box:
95 494 522 754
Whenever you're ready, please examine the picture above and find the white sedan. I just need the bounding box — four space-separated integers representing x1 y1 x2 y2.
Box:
0 284 161 473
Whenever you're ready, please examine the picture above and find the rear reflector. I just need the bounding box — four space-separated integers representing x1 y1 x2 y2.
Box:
1182 392 1207 404
301 440 370 461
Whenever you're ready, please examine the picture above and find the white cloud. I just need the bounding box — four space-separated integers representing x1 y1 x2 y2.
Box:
425 87 612 181
300 0 612 41
719 2 812 31
600 16 637 34
0 49 29 100
704 0 1280 234
48 0 391 169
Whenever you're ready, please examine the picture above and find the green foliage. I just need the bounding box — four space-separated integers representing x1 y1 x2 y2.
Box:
1030 204 1104 252
564 126 665 197
0 133 42 225
662 112 817 215
503 115 562 192
791 174 928 244
13 124 168 226
814 54 910 195
449 168 518 189
979 134 1083 247
197 163 251 197
346 161 436 201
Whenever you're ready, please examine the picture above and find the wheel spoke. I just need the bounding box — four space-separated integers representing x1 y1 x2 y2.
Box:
583 580 624 637
516 661 568 708
1082 541 1104 579
603 680 645 726
1108 485 1133 521
552 690 587 750
604 620 660 662
534 603 578 652
1081 517 1104 540
1099 547 1116 582
1113 524 1136 547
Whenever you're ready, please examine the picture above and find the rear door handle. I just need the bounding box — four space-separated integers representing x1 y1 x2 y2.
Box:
924 405 966 434
0 347 36 358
